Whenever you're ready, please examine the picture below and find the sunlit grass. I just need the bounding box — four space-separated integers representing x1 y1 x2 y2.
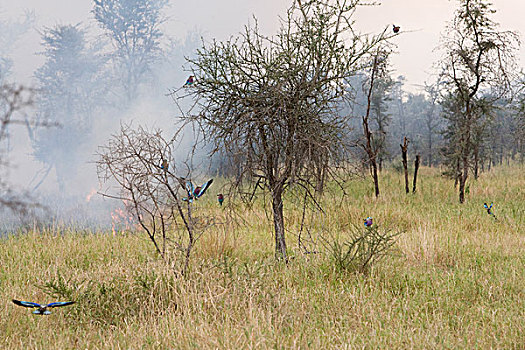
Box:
1 164 524 349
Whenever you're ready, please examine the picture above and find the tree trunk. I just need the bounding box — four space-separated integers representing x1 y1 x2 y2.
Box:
427 128 432 167
372 161 379 197
473 146 479 180
400 136 409 194
459 156 469 203
454 158 460 188
413 154 420 193
272 185 287 261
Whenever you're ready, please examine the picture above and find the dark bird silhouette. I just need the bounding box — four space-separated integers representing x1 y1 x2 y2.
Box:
364 217 373 227
217 193 224 206
12 299 75 315
393 24 400 33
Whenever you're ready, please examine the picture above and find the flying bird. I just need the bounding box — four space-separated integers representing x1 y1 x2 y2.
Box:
393 25 400 34
12 299 75 315
180 178 213 202
364 217 373 227
217 193 224 206
483 202 497 220
184 75 195 87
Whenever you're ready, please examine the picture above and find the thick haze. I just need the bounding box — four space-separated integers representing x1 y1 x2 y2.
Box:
3 0 525 89
1 0 524 228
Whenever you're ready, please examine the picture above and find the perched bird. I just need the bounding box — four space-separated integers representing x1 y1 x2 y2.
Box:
217 193 224 206
484 202 497 220
161 159 168 171
12 299 75 315
184 75 195 87
364 217 373 227
393 24 400 34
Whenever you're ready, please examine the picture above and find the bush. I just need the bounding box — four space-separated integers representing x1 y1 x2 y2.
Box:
321 224 401 274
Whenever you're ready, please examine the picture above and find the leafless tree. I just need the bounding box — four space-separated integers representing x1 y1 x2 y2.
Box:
438 0 519 203
172 0 392 260
0 83 35 213
360 48 392 198
400 136 409 194
97 125 213 276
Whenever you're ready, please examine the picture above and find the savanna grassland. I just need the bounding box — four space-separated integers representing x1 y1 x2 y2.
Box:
1 165 524 349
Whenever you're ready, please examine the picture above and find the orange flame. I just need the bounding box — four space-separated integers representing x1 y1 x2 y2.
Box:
110 205 137 235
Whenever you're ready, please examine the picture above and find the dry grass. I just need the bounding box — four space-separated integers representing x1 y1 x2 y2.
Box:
1 165 524 349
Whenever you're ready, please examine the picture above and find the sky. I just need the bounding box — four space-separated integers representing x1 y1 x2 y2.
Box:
2 0 525 93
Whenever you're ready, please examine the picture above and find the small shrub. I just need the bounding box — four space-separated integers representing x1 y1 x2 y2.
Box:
321 224 401 274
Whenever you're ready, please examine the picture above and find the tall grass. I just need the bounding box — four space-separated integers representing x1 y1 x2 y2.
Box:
1 165 524 349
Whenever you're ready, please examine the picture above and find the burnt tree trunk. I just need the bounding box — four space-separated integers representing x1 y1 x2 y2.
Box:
372 160 379 197
363 115 379 198
412 154 420 193
400 136 409 194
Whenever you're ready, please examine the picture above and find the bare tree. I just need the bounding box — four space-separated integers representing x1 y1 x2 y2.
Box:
173 0 392 260
360 48 392 198
438 0 519 203
0 83 35 213
412 154 420 193
400 136 409 194
97 125 213 275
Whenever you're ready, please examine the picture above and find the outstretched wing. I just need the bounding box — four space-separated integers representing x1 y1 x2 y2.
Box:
185 181 195 196
46 301 75 308
484 203 489 209
195 179 213 198
12 299 41 308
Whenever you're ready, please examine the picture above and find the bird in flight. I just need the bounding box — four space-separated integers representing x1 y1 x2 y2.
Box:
483 202 497 220
12 299 75 315
393 24 400 34
364 217 373 227
179 178 213 202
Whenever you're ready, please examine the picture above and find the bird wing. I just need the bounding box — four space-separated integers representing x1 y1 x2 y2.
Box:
12 299 41 308
185 180 195 196
46 301 75 308
196 179 213 198
484 203 488 209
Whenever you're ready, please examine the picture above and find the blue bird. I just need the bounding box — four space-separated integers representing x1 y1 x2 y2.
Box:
364 217 373 227
160 159 168 171
184 75 195 87
180 178 213 202
483 202 497 220
12 299 75 315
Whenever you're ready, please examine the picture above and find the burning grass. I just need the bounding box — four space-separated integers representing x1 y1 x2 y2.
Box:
1 165 525 348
